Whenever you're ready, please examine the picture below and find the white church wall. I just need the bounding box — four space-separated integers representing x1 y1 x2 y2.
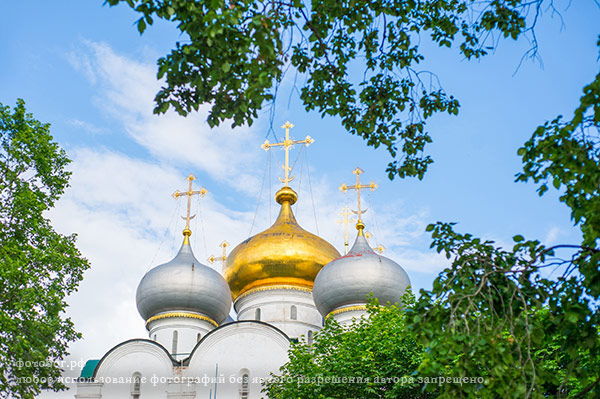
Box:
235 288 322 340
186 322 290 399
90 340 173 398
147 316 215 359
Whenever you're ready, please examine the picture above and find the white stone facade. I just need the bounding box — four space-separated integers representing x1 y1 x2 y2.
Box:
235 287 322 341
75 321 290 398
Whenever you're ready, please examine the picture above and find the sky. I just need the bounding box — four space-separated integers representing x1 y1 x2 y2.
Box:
1 1 599 397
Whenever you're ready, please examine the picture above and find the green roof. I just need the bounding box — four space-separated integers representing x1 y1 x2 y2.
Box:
79 359 100 379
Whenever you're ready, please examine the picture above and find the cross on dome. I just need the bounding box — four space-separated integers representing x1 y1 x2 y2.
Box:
337 205 355 255
339 167 378 231
208 241 229 272
365 231 386 254
172 174 208 242
261 121 314 187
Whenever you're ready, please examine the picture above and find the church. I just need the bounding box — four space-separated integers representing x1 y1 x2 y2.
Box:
74 122 411 399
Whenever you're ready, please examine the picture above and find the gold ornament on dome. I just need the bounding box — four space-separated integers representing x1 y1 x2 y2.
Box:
208 241 229 272
172 174 208 244
339 167 378 231
261 121 314 186
225 124 338 300
337 206 355 255
224 186 340 300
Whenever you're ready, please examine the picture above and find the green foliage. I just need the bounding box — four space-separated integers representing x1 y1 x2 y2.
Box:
516 72 600 248
264 297 436 398
405 37 600 398
0 99 90 398
104 0 532 179
410 223 600 398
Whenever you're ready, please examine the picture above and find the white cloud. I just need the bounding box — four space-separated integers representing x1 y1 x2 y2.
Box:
42 147 260 396
544 226 563 246
67 119 107 135
67 40 262 190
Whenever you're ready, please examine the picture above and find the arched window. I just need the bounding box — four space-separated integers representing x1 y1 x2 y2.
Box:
239 369 250 399
197 333 201 342
153 334 157 341
131 372 142 399
172 330 178 354
255 308 261 321
290 305 297 320
308 330 313 346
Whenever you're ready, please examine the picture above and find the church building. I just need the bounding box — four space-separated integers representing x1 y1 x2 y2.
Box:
74 123 411 399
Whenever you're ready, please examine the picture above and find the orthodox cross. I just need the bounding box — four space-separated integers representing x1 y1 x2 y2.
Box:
261 121 314 186
208 241 229 272
365 231 385 254
339 167 378 227
172 174 208 239
337 206 355 255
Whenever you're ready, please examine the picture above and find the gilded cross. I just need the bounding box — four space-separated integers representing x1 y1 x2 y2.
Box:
172 174 208 239
261 121 314 186
208 241 229 272
337 206 355 255
365 231 385 254
339 167 378 226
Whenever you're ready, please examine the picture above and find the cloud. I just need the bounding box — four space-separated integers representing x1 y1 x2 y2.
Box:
67 40 262 191
544 226 563 246
67 119 107 135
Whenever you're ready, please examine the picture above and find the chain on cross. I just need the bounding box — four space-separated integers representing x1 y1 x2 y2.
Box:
172 174 208 241
261 121 314 186
339 167 378 229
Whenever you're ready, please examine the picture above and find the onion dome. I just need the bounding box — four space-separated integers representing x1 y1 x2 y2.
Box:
224 186 341 300
136 229 232 325
313 222 411 317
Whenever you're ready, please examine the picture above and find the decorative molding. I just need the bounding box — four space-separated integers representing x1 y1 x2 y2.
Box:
327 305 367 319
146 312 218 328
235 285 312 303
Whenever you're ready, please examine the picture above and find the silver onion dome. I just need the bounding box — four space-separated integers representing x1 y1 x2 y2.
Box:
313 231 411 317
136 240 232 325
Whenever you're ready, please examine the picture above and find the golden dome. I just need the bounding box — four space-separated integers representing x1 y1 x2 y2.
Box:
224 186 341 300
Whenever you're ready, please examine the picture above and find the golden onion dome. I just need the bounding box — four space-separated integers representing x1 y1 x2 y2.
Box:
224 186 341 300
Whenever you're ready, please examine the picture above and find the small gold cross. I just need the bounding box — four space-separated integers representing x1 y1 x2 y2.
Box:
208 241 229 272
339 167 377 229
261 121 314 186
337 206 355 255
172 174 208 241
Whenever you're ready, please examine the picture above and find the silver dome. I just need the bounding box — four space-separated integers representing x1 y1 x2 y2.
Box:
136 241 232 325
313 232 411 317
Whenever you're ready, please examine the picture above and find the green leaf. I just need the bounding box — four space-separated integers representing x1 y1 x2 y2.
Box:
513 235 524 242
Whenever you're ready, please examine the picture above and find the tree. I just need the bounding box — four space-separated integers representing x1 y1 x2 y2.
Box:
0 99 90 399
263 297 436 399
404 66 600 398
102 0 544 179
103 1 600 397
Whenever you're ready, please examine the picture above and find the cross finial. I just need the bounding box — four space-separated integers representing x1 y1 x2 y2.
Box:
365 231 385 254
337 206 355 255
208 241 229 272
172 174 208 243
339 167 378 231
261 121 314 186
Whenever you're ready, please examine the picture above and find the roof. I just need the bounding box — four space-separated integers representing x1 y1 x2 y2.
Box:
79 359 100 379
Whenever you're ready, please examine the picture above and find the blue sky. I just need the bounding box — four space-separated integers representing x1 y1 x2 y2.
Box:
2 1 599 395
